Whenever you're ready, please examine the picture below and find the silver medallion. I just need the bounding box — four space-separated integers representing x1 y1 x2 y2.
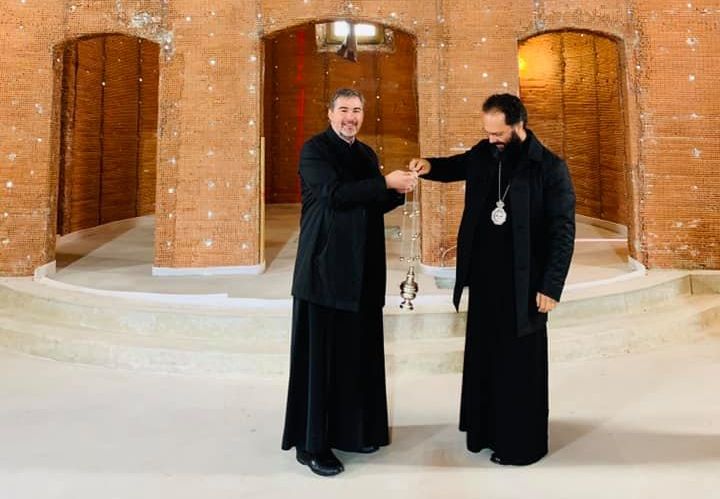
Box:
493 160 510 226
491 201 507 225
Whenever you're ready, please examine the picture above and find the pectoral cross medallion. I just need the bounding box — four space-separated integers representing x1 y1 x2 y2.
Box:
491 200 507 225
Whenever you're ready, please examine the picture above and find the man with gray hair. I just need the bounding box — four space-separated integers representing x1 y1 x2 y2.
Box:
282 88 417 476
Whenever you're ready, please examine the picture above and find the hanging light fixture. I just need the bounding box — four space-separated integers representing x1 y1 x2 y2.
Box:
336 22 359 62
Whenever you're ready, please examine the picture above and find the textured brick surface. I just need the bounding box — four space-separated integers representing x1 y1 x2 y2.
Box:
56 35 160 235
633 1 720 269
0 0 719 276
520 31 628 225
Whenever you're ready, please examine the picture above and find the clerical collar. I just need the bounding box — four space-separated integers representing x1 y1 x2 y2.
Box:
332 128 355 145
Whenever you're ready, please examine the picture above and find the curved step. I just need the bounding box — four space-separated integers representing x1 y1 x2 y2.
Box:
0 271 693 343
1 294 718 378
0 315 289 377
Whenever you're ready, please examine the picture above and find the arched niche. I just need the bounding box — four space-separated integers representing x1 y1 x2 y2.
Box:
259 19 420 264
53 33 160 236
519 29 631 227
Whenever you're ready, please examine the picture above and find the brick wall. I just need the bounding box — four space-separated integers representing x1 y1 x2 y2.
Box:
0 0 64 275
634 1 720 269
1 0 719 276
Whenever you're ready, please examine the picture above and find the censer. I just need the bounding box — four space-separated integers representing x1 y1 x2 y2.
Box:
399 178 421 309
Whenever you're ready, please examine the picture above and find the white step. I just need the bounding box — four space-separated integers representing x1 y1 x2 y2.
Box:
549 294 720 362
551 272 692 326
0 272 697 343
0 315 290 377
1 294 718 378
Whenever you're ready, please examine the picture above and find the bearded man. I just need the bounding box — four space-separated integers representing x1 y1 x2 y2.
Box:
409 93 576 465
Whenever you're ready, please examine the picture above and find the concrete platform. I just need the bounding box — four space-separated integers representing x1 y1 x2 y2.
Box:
0 205 719 377
47 205 635 299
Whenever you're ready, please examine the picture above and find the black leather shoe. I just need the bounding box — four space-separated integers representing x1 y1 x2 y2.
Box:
356 445 379 454
490 452 544 466
490 453 510 465
296 449 344 476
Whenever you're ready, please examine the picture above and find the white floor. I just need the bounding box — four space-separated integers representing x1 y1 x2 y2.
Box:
0 336 718 499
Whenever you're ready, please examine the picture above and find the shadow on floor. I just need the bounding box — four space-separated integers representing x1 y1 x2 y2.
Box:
336 419 720 469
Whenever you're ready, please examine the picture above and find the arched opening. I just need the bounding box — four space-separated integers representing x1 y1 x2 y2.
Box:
518 30 630 226
53 33 160 267
261 20 420 265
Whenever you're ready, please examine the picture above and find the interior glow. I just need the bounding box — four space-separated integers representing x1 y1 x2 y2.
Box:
332 21 378 38
518 56 528 73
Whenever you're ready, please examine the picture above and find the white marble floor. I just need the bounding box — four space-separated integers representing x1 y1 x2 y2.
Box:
0 336 718 499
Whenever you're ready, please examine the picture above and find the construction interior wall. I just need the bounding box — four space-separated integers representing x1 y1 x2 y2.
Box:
634 2 720 268
519 31 628 225
263 23 418 204
58 35 159 235
1 0 719 276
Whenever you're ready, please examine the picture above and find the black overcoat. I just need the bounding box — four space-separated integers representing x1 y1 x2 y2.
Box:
291 127 404 312
424 130 576 336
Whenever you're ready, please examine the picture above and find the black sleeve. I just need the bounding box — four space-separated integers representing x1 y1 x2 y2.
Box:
365 147 405 213
381 190 405 213
540 158 576 301
421 148 473 183
299 140 388 210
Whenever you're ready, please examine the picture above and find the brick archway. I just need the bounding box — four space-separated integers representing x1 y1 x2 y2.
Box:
54 33 160 237
259 19 420 264
518 29 637 260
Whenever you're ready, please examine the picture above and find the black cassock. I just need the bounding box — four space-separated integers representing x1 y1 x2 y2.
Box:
282 128 402 454
461 159 549 462
424 131 575 464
